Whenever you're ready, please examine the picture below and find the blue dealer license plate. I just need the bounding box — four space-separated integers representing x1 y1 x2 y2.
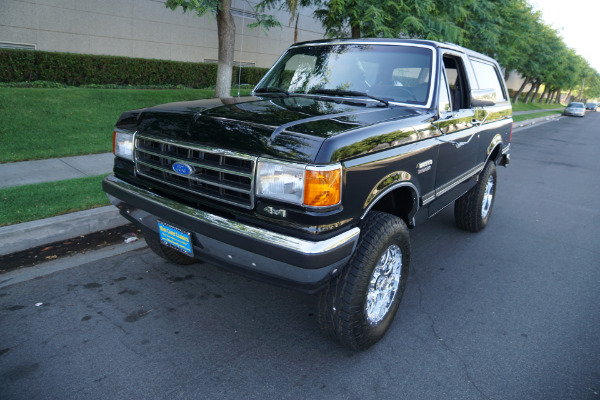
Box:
158 221 193 257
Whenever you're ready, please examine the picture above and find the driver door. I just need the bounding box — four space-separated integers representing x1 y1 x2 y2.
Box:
429 53 481 215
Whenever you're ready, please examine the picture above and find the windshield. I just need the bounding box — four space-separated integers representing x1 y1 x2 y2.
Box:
568 102 584 108
255 44 434 106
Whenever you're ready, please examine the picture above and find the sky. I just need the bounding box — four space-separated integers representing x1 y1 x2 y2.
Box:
529 0 600 73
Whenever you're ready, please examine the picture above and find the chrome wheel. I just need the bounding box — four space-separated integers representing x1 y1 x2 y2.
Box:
365 244 402 325
481 175 495 219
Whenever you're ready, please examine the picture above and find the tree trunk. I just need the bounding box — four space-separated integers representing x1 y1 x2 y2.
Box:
564 88 572 103
215 0 235 98
524 80 539 104
293 13 299 43
531 82 543 103
555 89 562 104
538 85 549 103
549 90 556 104
351 22 360 38
545 89 553 103
513 76 530 104
523 81 537 104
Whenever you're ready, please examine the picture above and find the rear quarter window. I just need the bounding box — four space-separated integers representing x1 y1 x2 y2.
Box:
471 59 507 102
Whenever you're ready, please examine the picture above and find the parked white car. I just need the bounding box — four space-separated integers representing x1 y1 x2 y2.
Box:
564 102 585 117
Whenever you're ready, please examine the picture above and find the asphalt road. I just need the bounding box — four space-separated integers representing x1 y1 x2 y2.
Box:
1 113 599 400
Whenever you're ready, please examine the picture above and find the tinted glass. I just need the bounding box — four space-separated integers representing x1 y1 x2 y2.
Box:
257 44 434 105
471 59 506 101
439 70 451 112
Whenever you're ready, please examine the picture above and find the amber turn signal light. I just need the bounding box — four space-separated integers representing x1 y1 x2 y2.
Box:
303 167 342 207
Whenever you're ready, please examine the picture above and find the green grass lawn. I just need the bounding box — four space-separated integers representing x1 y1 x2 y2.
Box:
511 100 564 113
0 87 252 163
0 174 110 227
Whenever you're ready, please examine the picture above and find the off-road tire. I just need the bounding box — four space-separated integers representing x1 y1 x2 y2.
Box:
318 211 410 351
144 230 197 265
455 162 497 232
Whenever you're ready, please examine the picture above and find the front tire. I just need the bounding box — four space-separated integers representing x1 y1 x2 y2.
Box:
455 162 497 232
318 211 410 350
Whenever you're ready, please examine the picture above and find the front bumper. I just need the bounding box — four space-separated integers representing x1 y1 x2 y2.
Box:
564 110 585 117
102 175 359 292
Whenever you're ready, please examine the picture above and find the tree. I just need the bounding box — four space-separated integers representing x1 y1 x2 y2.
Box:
255 0 599 106
166 0 235 98
166 0 279 98
313 0 401 38
255 0 313 42
494 0 536 78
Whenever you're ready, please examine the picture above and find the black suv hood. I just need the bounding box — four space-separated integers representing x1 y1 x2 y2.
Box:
121 96 421 163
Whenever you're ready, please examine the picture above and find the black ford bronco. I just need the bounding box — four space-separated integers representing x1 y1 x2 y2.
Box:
103 39 512 350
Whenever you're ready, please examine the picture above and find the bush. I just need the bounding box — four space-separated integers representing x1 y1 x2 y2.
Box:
0 49 268 88
0 80 69 88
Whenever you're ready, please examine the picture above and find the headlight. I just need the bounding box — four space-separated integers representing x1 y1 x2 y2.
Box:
257 160 305 204
113 129 134 161
256 160 342 207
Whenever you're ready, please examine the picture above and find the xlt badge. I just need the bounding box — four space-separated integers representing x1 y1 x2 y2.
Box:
417 160 433 174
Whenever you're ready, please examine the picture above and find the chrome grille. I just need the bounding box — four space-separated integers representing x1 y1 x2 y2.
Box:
134 134 257 209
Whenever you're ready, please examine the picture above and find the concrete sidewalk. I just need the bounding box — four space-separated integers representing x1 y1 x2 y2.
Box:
0 152 114 188
0 113 564 257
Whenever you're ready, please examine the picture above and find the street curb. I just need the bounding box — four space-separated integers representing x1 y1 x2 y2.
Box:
0 205 129 256
0 240 147 289
513 114 563 131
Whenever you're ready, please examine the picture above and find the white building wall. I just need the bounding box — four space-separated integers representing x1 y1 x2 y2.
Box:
0 0 326 68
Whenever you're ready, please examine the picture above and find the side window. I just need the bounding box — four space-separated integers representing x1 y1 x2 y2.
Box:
443 55 469 111
471 60 507 102
439 71 451 112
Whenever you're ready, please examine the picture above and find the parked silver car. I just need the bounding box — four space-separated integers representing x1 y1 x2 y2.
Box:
564 102 585 117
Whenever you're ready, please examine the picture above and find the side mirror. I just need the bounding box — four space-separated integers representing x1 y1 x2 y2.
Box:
471 89 496 107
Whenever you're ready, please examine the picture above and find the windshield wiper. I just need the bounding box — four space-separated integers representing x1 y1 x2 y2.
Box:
308 89 389 107
254 87 290 96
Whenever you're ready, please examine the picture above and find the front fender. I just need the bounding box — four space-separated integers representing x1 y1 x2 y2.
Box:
360 171 419 222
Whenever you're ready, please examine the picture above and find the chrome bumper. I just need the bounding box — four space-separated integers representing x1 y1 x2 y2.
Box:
102 175 360 289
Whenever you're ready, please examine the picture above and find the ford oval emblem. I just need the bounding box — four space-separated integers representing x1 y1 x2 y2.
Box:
172 162 194 176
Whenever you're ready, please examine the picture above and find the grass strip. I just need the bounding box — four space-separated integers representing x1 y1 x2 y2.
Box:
513 111 563 123
0 87 251 163
511 101 564 112
0 174 110 227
